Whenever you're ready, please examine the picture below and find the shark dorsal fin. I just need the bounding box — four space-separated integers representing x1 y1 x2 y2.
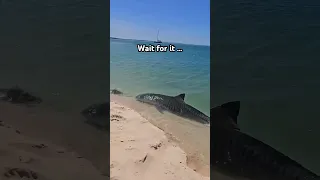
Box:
175 93 185 101
220 101 240 124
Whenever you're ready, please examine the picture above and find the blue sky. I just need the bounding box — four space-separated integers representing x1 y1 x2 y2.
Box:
110 0 210 46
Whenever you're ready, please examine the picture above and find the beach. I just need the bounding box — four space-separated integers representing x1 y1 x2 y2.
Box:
0 94 210 180
110 95 210 179
109 37 211 178
110 96 210 180
0 101 109 180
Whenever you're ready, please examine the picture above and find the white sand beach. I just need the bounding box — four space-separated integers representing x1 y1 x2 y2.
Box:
110 97 210 180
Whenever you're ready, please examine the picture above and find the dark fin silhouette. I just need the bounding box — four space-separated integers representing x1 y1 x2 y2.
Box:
174 93 185 101
220 101 240 124
155 104 165 114
110 89 123 95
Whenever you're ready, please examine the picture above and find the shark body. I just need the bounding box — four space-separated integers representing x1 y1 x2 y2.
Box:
136 93 210 125
211 101 319 180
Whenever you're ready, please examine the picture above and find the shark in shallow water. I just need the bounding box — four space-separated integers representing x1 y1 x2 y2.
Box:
211 101 319 180
135 93 210 125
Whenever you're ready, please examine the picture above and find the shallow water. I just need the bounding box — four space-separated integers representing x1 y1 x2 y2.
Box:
0 0 109 114
110 38 210 116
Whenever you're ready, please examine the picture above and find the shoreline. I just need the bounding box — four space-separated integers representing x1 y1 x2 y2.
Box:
110 97 210 180
0 96 210 180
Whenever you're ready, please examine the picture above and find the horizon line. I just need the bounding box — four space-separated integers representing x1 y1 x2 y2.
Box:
110 37 210 47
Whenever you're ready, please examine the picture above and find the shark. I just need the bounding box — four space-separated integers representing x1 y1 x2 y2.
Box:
81 102 109 131
135 93 210 125
211 101 319 180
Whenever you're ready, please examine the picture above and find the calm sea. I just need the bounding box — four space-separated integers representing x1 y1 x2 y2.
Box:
0 0 109 113
110 38 210 116
212 0 320 174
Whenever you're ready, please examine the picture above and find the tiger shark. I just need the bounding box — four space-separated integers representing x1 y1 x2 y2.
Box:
135 93 210 125
211 101 319 180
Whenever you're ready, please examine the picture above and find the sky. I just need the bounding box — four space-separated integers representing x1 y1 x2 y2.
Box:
110 0 210 46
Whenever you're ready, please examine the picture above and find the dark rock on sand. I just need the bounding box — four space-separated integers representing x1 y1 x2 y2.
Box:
0 86 42 104
110 89 123 95
81 102 109 131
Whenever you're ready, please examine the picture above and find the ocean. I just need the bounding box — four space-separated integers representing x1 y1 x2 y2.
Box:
212 0 320 174
110 38 210 116
110 38 211 175
0 0 109 113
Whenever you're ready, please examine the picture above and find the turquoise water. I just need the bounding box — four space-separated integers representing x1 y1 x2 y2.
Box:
110 38 210 115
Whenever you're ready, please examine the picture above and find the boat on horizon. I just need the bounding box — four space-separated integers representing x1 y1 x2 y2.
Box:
154 30 162 43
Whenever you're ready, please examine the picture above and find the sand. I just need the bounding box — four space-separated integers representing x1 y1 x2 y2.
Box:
0 121 105 180
0 96 210 180
110 100 210 180
0 101 108 180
